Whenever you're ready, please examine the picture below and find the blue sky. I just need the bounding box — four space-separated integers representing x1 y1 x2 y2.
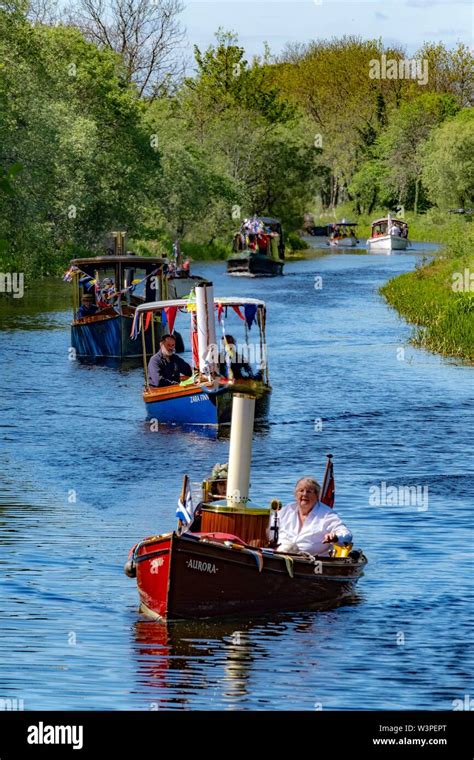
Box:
181 0 473 62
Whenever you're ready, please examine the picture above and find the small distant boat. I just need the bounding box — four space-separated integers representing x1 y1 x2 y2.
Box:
227 216 285 276
328 220 358 248
65 237 204 359
134 284 271 426
366 214 409 253
166 239 206 298
125 396 367 620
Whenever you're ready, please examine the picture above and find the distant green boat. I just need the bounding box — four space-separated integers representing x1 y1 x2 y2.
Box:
227 216 285 277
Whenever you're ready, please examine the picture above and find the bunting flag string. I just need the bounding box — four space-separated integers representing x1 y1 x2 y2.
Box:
163 306 178 335
130 310 140 339
144 312 153 332
243 304 257 329
129 300 262 342
231 305 245 321
191 312 199 369
63 265 162 301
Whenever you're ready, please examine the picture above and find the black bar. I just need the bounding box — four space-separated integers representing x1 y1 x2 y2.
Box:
0 711 471 757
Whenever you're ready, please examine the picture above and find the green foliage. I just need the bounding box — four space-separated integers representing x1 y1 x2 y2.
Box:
421 109 474 209
375 93 459 212
189 29 295 125
348 160 392 214
286 231 308 251
0 10 472 277
274 39 471 212
181 239 228 261
0 9 161 276
381 226 474 361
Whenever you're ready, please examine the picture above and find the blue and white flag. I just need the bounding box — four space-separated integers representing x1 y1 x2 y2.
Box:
176 481 194 525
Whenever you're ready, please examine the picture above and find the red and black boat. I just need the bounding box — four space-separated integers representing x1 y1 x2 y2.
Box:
125 394 367 620
127 530 366 620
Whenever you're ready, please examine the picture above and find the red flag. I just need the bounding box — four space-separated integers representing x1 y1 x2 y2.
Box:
144 312 152 331
191 315 199 369
216 303 224 323
231 305 245 321
164 306 178 335
320 455 335 508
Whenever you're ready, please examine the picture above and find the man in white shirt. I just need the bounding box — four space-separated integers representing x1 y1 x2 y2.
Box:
276 477 352 556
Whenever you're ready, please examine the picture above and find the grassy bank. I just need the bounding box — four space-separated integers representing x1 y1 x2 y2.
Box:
380 227 474 362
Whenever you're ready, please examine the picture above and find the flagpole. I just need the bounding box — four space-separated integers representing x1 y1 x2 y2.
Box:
177 474 188 534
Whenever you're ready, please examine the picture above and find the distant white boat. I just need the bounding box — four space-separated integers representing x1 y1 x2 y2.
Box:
366 214 409 253
328 220 358 247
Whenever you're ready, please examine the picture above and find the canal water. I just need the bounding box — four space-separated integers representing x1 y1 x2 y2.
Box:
0 246 472 710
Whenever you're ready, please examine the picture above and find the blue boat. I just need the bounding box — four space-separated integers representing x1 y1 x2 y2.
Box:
144 377 270 426
66 254 204 360
135 294 271 427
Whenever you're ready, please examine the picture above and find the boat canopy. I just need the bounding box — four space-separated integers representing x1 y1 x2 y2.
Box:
71 256 167 267
259 216 281 226
136 297 266 316
371 218 405 227
334 220 357 227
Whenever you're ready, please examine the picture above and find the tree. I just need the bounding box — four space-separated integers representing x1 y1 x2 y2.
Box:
66 0 185 97
416 42 474 108
348 160 392 214
155 143 240 239
186 30 295 126
272 37 410 206
377 93 459 213
0 8 162 274
27 0 58 24
421 109 474 209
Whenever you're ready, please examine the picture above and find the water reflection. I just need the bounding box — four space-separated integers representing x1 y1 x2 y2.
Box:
130 596 365 710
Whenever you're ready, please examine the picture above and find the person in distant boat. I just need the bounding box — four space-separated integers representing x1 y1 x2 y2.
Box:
219 335 262 381
101 277 116 302
276 477 352 556
76 293 98 319
390 223 401 236
401 224 408 239
247 233 258 251
257 232 269 254
148 334 192 387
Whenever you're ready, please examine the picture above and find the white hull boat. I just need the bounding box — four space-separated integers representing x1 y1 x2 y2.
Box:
366 235 408 252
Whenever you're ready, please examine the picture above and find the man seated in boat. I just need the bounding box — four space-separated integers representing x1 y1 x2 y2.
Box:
148 334 192 387
76 293 98 319
219 335 262 382
276 477 352 556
